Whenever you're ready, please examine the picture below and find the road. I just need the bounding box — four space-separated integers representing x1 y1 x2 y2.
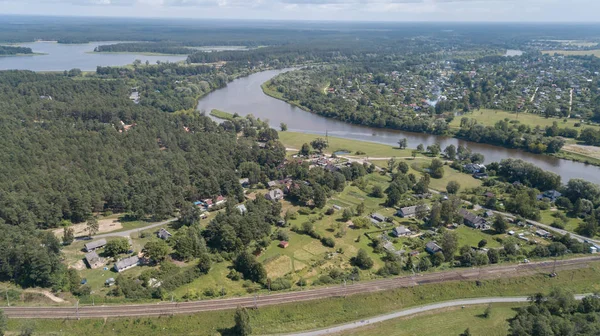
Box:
285 295 589 336
4 256 600 319
89 218 178 239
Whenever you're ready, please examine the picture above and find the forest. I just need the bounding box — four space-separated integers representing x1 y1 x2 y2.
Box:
94 42 193 55
0 45 33 55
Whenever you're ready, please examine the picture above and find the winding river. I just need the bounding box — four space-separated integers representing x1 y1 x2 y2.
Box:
198 68 600 184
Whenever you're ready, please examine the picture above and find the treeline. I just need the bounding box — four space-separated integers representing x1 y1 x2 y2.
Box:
457 118 565 154
490 159 561 191
95 42 193 55
0 45 33 55
510 290 600 336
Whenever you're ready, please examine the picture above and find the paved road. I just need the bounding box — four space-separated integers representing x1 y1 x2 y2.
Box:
89 218 178 239
4 256 600 319
285 295 589 336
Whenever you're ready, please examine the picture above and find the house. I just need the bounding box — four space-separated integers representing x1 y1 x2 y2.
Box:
536 190 562 202
84 239 107 252
267 181 278 188
397 205 430 218
279 241 289 249
215 196 227 206
84 251 104 269
536 229 551 238
484 211 494 218
239 178 250 187
483 192 495 199
114 256 140 273
332 205 343 211
157 228 172 240
425 241 443 254
458 209 487 229
236 204 247 214
105 278 116 287
508 230 516 235
265 189 284 201
370 213 386 223
591 246 598 254
463 163 485 174
201 198 214 209
473 173 489 179
392 226 412 237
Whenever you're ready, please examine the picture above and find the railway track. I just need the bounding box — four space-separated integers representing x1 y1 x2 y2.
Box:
5 256 600 319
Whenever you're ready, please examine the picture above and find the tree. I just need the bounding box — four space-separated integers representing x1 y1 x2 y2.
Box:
478 239 488 248
352 249 374 269
398 162 409 174
387 158 397 173
312 185 327 209
427 144 441 156
417 257 432 271
341 208 354 222
62 227 74 245
483 304 492 318
429 159 445 178
197 253 212 274
440 231 459 261
86 216 99 237
371 185 384 198
578 213 598 237
411 150 418 159
143 240 169 262
446 181 460 194
179 203 202 226
398 138 408 149
234 306 252 336
280 123 288 131
416 144 424 152
487 249 500 264
431 252 445 267
444 144 457 160
310 138 328 153
234 251 267 283
300 143 311 156
492 214 508 234
461 328 471 336
356 202 365 216
105 237 130 257
413 174 430 194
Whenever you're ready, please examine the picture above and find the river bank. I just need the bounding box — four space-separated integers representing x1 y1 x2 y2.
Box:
262 78 600 168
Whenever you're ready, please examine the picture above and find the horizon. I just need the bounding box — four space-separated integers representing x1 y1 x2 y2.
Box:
1 0 600 23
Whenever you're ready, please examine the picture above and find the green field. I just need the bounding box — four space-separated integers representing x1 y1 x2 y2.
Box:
279 132 418 158
209 109 237 121
6 263 600 336
542 49 600 57
449 109 599 130
339 302 523 336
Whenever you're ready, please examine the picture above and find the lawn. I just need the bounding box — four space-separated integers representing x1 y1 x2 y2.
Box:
449 108 599 131
338 302 523 336
455 226 502 249
279 131 418 158
538 209 583 234
372 158 482 193
7 263 600 336
209 109 236 121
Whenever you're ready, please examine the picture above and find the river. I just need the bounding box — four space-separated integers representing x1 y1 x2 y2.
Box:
197 68 600 184
0 41 187 71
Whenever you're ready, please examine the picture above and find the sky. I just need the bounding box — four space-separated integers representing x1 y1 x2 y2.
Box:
1 0 599 22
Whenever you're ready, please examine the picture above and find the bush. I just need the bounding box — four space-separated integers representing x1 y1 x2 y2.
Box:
321 237 336 247
269 278 292 291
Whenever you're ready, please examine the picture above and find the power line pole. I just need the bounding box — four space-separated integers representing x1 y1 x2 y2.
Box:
6 289 10 307
76 300 80 320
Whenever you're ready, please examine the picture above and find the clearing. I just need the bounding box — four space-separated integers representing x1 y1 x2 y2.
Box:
52 215 123 238
449 109 599 131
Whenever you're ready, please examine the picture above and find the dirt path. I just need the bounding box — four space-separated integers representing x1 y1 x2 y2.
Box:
24 289 65 303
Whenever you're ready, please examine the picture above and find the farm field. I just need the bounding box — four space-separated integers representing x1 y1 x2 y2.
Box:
542 49 600 57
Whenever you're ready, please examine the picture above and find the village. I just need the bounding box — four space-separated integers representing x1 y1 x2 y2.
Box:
58 136 598 303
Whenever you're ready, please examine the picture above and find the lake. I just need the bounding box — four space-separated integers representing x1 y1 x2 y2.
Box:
197 68 600 184
0 41 187 71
